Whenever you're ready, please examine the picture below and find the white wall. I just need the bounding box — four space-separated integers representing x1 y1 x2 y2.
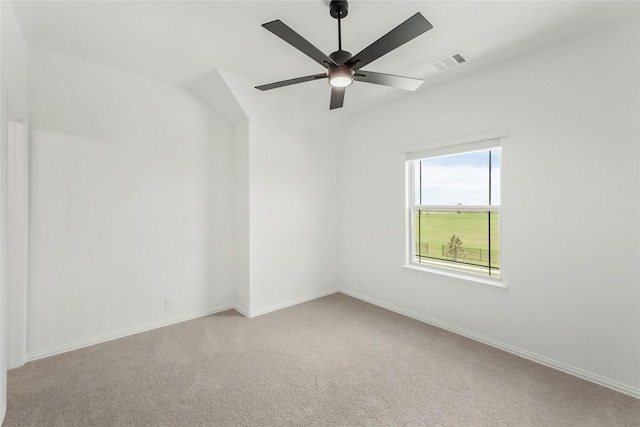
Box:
0 0 28 421
24 42 340 355
248 121 339 315
190 70 252 314
194 70 341 317
338 17 640 394
27 46 235 357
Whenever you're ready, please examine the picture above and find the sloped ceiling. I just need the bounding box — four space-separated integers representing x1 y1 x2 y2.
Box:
11 0 638 123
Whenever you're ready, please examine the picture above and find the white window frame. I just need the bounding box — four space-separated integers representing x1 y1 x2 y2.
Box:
402 129 507 289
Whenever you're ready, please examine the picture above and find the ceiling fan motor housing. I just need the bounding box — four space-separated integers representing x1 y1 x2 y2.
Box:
329 49 352 65
330 1 349 19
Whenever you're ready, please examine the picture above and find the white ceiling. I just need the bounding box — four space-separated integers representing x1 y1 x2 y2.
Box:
10 0 638 116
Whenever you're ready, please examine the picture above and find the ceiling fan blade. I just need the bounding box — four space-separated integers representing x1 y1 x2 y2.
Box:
262 20 338 69
345 13 433 71
255 74 328 91
354 71 423 91
330 87 345 110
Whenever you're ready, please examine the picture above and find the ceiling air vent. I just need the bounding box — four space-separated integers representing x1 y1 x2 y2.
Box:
430 51 468 72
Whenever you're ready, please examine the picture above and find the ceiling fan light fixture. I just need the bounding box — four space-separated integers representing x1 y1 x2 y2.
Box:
328 67 354 88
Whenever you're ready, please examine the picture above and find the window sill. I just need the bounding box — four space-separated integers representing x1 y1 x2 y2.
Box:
401 263 507 292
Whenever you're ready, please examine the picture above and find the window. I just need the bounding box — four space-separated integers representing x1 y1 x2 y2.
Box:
405 132 504 280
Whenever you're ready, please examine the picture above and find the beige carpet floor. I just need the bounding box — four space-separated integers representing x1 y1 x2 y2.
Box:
3 293 639 426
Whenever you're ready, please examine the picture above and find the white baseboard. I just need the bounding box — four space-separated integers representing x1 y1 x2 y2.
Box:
26 303 237 362
246 287 340 318
339 288 640 399
232 304 251 318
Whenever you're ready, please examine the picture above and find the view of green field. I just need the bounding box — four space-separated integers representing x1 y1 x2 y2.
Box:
414 210 499 274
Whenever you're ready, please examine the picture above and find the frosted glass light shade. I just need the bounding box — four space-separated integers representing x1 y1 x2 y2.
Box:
328 67 353 88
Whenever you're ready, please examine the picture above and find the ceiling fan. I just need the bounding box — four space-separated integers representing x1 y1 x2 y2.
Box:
255 0 433 110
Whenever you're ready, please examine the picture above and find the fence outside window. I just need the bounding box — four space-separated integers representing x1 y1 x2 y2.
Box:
415 242 500 269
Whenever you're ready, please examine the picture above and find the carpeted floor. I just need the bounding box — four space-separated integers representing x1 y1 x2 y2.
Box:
3 293 639 426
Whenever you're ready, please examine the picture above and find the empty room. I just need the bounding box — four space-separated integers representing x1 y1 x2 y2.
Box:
1 0 639 425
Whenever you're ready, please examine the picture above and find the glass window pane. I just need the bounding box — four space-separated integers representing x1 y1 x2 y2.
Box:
414 210 499 277
419 151 490 205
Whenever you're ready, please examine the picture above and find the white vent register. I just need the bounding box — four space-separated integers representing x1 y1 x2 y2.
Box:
430 51 468 71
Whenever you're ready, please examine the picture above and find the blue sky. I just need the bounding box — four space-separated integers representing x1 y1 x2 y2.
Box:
415 149 501 205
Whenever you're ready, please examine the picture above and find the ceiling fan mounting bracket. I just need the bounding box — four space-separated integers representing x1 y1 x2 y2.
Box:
329 1 349 19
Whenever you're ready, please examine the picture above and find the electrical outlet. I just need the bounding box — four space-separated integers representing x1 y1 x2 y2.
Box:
357 279 363 288
165 297 174 310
